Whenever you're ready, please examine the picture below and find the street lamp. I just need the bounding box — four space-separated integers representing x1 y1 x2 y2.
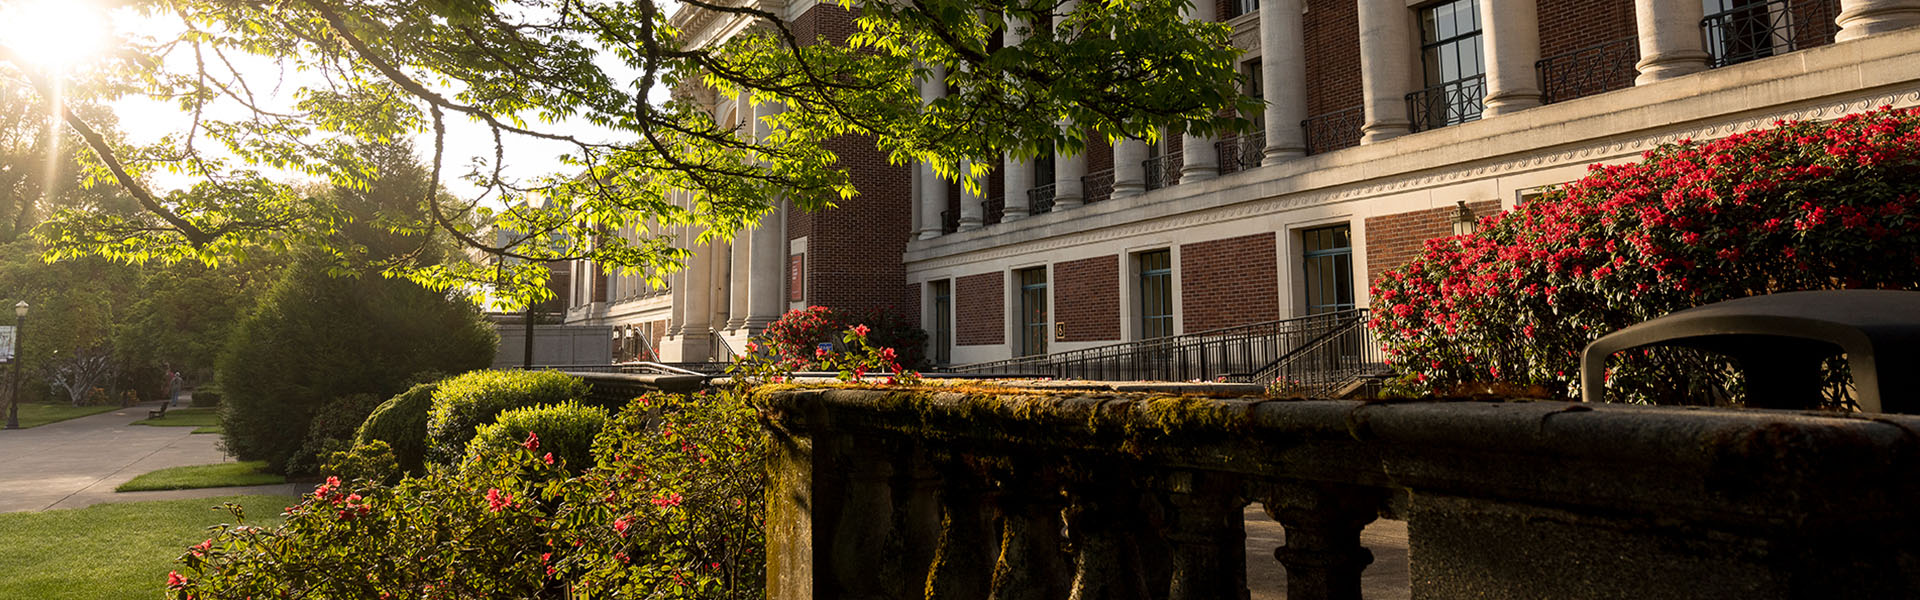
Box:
5 301 25 430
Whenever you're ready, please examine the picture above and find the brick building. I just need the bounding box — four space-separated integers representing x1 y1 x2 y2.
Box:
562 0 1920 367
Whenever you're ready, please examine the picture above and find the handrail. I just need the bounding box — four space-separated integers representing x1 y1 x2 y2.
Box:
950 309 1370 385
1241 313 1383 395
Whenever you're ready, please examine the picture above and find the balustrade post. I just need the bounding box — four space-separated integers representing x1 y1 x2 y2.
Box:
1165 471 1249 600
925 459 1001 600
829 437 904 599
1064 477 1154 600
988 465 1074 600
1261 482 1384 600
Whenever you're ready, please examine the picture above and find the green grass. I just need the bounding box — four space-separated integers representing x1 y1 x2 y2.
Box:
129 407 221 429
191 425 222 434
116 461 284 492
0 494 297 600
10 403 119 428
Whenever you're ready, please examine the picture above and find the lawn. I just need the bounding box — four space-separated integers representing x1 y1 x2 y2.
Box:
129 407 221 430
116 461 284 492
0 495 297 600
11 403 119 429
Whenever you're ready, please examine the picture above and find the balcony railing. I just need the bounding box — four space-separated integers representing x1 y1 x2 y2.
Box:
938 209 958 234
1026 184 1056 216
1536 37 1639 105
1407 74 1486 133
984 195 1005 225
1702 0 1796 68
1143 150 1183 191
1302 105 1364 155
1216 130 1266 175
764 386 1920 600
1081 168 1115 204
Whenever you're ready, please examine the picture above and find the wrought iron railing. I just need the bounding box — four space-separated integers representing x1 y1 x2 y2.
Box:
1302 106 1364 155
1080 168 1114 204
939 209 959 234
1231 311 1381 396
1026 184 1056 216
1143 151 1183 190
1702 0 1796 68
1215 130 1266 175
1407 74 1486 133
1536 37 1639 105
984 195 1005 225
1791 0 1842 49
949 309 1378 386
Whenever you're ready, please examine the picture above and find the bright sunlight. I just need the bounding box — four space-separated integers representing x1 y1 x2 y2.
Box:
0 0 109 71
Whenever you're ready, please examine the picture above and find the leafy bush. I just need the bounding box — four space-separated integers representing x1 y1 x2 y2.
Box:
166 389 769 600
461 402 609 477
759 306 929 371
353 383 439 475
190 390 222 408
217 259 496 473
285 394 386 477
322 439 401 484
1373 106 1920 405
424 370 589 465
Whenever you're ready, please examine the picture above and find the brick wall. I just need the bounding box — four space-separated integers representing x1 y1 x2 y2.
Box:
1180 233 1278 333
956 272 1004 345
1303 0 1361 118
1790 0 1842 50
783 3 917 318
1054 255 1120 342
1363 199 1503 288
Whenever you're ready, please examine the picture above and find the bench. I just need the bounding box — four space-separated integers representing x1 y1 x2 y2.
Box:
147 403 169 419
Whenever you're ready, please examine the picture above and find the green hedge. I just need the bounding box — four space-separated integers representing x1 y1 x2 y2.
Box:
353 383 439 475
424 370 588 465
461 402 608 477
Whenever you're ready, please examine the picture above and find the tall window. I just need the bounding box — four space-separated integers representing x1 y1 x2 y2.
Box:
1137 250 1174 339
931 280 952 365
1237 0 1259 19
1412 0 1485 131
1302 225 1355 315
1017 267 1049 357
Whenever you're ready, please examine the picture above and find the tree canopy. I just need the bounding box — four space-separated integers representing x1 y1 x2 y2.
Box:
0 0 1253 308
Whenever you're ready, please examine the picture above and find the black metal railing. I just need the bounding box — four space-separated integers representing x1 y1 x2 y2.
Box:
1536 37 1639 105
1407 74 1486 133
1702 0 1796 68
1791 0 1842 49
1216 130 1266 175
939 209 959 234
1143 151 1183 190
949 309 1378 386
1233 312 1381 396
984 195 1005 225
1080 168 1114 204
1026 184 1056 216
1302 106 1364 155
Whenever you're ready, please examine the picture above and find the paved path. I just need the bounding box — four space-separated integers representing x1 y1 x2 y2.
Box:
1247 505 1410 600
0 402 305 513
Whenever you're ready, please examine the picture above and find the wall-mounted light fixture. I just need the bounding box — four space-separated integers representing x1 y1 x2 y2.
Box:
1451 200 1477 236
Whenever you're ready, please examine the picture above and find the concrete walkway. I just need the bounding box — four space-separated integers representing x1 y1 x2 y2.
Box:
0 402 306 513
1246 506 1410 600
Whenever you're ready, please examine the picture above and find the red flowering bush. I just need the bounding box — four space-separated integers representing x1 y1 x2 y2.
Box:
166 390 767 600
1373 106 1920 405
758 306 929 370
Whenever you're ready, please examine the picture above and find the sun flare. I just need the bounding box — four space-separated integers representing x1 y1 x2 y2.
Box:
0 0 109 71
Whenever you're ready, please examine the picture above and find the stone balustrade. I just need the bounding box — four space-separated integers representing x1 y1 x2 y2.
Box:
761 385 1920 599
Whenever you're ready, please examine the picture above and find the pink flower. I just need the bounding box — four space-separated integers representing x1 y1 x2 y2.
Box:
651 493 684 507
542 452 555 466
613 515 634 537
167 571 186 588
486 488 514 512
851 324 870 337
521 432 540 450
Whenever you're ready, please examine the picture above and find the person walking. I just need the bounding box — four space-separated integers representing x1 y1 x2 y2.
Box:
167 371 184 407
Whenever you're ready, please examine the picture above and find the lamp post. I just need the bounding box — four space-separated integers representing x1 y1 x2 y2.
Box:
5 301 26 430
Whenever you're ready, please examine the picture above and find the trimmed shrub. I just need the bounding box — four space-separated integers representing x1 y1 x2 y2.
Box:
353 383 439 475
190 390 222 408
425 370 589 464
322 439 400 484
217 259 497 474
461 402 608 477
760 306 929 371
1373 106 1920 406
286 393 386 476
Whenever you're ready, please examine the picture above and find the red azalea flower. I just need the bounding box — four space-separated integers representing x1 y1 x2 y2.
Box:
542 452 555 465
486 488 514 512
521 432 540 450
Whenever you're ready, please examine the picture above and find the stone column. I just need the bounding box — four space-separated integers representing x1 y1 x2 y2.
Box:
1111 139 1149 199
1261 0 1309 159
1358 0 1413 143
678 238 714 361
1837 0 1920 41
1479 0 1541 116
958 158 985 231
746 102 789 333
916 64 950 240
725 233 751 332
1002 20 1034 221
1052 0 1088 209
1632 0 1708 85
1178 0 1220 181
